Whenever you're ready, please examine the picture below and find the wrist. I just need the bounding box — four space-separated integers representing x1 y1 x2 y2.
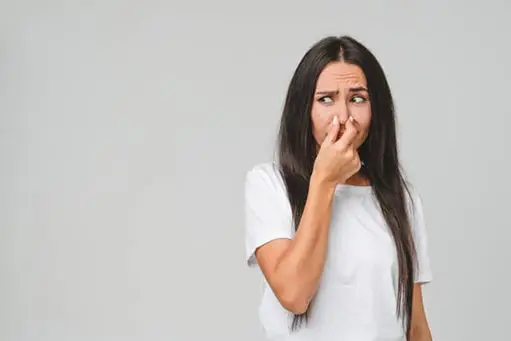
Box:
310 172 337 196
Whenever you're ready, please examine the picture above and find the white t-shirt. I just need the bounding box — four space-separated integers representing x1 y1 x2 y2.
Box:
244 162 433 341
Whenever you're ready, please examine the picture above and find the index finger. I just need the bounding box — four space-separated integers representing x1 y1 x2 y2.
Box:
335 116 359 148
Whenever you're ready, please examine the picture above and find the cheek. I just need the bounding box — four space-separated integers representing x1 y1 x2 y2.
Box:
352 108 372 140
311 106 334 142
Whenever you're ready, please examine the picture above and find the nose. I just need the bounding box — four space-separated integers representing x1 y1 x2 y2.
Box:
335 101 350 125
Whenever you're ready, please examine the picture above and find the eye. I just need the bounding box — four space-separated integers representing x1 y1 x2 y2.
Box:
318 96 333 104
351 95 367 104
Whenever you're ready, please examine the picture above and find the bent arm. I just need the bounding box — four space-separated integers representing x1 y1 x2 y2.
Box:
255 175 336 314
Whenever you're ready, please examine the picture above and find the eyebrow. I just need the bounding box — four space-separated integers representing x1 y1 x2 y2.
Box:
315 86 368 95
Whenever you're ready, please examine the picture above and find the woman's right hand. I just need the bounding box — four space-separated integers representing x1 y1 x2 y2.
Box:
313 116 362 186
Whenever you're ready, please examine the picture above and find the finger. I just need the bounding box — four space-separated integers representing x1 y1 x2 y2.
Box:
323 116 340 145
348 115 362 132
335 116 359 147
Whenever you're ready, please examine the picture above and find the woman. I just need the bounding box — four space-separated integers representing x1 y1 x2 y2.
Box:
244 35 433 341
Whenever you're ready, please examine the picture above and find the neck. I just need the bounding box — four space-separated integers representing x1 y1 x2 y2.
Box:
343 172 370 186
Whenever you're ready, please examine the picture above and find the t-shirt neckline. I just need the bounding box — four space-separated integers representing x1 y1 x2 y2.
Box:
335 183 373 194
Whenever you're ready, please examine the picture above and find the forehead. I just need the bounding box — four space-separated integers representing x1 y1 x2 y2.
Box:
315 62 367 89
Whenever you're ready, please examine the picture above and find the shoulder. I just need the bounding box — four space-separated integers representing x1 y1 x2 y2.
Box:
245 161 286 193
404 183 424 215
403 183 428 232
244 161 291 209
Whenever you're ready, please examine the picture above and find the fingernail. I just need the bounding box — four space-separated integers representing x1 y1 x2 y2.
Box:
349 116 354 122
333 116 338 124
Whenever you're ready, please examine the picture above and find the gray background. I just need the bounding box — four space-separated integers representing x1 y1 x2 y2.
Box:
1 1 510 340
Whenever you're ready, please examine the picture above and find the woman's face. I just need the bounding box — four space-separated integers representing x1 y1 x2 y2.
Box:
311 61 371 149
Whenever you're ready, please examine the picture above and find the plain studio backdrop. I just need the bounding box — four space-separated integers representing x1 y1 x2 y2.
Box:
1 1 510 340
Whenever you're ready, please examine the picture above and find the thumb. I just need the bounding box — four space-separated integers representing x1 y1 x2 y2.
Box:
323 116 340 145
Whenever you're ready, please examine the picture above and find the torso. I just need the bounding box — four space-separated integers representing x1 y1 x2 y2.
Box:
257 166 406 341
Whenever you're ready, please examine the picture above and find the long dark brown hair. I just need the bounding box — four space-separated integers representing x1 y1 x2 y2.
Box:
276 35 417 337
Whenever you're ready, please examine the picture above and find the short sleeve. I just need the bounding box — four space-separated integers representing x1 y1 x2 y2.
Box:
407 189 433 284
244 164 294 268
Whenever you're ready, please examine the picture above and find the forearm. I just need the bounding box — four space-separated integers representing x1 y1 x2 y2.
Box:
274 174 336 309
